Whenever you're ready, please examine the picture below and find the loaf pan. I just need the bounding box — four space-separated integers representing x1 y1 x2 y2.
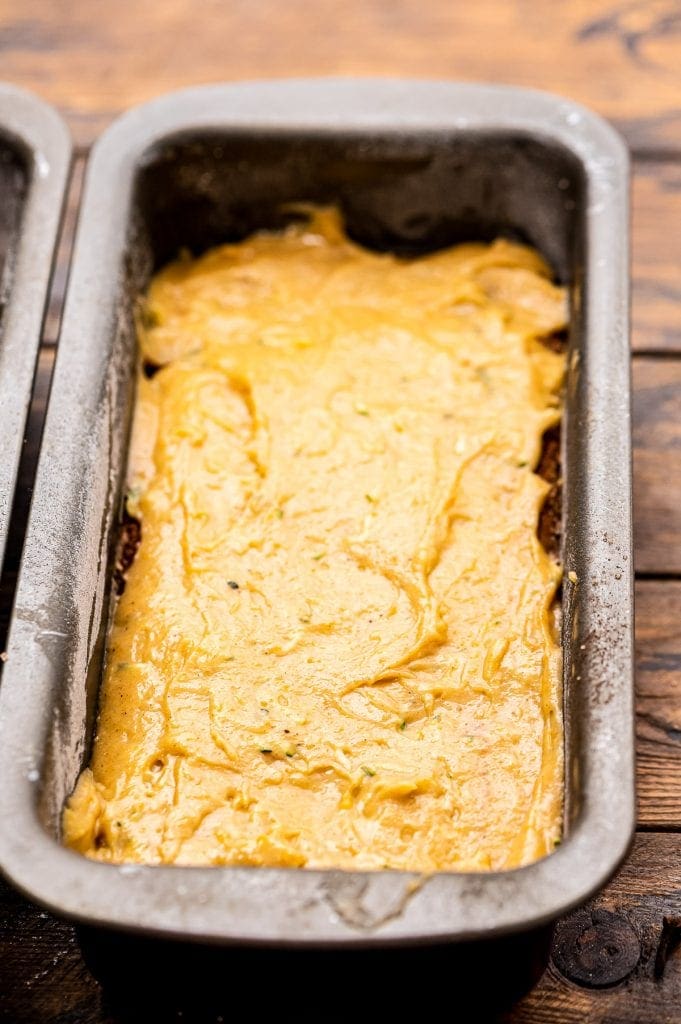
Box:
0 84 70 571
0 80 633 946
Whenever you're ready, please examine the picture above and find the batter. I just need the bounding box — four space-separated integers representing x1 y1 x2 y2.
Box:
63 208 566 871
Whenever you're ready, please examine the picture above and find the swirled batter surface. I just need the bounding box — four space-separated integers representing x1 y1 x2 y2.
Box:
64 209 566 871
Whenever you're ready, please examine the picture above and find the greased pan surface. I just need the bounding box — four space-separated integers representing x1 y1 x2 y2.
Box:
0 84 70 570
0 80 633 945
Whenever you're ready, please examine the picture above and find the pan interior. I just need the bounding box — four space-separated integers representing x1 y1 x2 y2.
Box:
44 129 587 852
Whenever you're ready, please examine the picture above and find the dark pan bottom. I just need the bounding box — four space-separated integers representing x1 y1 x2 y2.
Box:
78 923 552 1021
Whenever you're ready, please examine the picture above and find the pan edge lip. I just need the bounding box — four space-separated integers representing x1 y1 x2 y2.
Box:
0 83 72 570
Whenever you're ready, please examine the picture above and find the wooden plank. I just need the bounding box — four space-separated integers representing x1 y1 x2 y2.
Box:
633 359 681 574
3 1 681 150
634 163 681 353
0 877 103 1024
636 581 681 827
505 833 681 1022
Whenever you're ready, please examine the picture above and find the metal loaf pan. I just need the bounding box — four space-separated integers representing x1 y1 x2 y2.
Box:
0 84 70 570
0 80 633 948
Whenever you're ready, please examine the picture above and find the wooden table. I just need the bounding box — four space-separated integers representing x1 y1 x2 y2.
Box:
2 2 681 1020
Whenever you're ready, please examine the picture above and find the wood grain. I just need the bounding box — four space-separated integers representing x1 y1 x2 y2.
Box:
3 0 681 150
0 877 104 1024
636 581 681 828
633 358 681 574
506 834 681 1023
634 163 681 352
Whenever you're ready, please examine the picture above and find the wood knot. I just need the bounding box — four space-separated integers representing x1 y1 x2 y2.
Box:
552 908 640 988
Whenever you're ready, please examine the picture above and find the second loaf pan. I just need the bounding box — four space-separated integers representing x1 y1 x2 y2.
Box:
0 79 633 945
0 84 70 571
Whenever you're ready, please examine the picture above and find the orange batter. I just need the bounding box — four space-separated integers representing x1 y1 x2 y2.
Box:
63 209 566 871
